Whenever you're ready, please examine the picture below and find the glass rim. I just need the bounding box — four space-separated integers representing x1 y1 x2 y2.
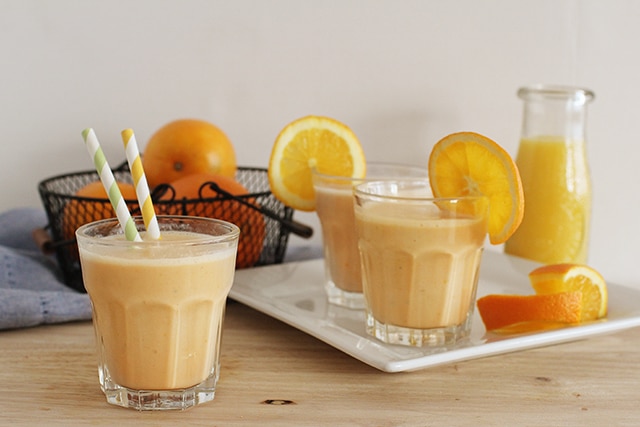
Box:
353 179 488 203
517 84 595 103
76 215 241 246
311 161 427 181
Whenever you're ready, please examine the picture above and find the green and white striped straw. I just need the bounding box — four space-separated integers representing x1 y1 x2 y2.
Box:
121 128 161 240
82 128 142 242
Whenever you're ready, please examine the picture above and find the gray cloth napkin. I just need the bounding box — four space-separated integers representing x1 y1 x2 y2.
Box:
0 208 91 330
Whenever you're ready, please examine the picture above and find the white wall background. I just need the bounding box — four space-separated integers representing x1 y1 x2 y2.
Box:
1 0 639 288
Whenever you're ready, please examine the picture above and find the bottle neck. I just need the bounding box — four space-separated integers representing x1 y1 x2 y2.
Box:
518 85 593 141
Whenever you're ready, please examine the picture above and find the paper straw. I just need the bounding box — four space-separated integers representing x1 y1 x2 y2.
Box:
121 129 161 240
81 128 142 242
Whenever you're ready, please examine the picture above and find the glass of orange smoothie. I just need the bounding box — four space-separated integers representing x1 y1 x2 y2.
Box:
354 179 488 347
312 163 428 309
76 215 240 411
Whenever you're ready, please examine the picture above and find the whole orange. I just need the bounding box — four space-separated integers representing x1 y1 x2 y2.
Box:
158 173 266 269
142 119 237 189
62 180 138 243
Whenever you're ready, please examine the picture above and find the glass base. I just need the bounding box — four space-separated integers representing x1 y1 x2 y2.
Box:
366 311 472 347
325 280 365 309
100 369 218 411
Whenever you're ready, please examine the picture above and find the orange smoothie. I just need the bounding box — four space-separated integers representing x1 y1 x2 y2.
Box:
355 203 486 329
79 231 237 390
504 136 591 264
314 185 361 293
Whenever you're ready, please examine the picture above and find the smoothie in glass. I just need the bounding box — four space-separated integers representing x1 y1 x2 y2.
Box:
77 216 239 411
354 180 487 347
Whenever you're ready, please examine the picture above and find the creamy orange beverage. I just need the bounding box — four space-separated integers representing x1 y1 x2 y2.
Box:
314 185 361 292
312 164 427 309
354 180 487 347
76 216 239 411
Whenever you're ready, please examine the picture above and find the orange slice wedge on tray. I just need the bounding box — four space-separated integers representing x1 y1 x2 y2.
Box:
476 292 583 331
529 263 608 321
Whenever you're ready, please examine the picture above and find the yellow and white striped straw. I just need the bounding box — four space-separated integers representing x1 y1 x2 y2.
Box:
121 128 161 240
81 128 142 242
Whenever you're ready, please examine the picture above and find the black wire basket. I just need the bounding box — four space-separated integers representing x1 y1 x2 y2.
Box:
37 163 309 293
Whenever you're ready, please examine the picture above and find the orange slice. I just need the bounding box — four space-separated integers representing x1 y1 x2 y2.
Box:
268 115 366 211
428 132 524 244
476 292 583 331
529 263 608 321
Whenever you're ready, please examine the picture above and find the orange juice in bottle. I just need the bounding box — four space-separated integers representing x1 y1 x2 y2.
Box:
504 85 594 264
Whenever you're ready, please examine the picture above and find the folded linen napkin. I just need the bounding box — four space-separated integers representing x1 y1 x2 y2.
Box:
0 208 91 330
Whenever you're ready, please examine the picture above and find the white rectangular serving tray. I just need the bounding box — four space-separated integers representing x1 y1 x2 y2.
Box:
230 250 640 372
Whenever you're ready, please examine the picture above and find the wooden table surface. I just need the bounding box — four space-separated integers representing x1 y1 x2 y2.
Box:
1 300 639 426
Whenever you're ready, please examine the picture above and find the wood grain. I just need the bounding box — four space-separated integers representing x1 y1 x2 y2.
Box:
0 301 638 426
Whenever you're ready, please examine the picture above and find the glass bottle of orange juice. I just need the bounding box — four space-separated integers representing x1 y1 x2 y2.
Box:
504 85 594 264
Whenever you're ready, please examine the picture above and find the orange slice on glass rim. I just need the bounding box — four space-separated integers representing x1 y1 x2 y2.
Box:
268 115 366 211
529 263 608 321
428 131 524 244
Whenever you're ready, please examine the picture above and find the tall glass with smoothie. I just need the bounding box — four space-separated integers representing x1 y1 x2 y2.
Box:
354 179 488 347
312 163 428 309
76 215 240 411
504 85 594 264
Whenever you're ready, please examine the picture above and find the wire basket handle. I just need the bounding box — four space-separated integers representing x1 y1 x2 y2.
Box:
206 182 313 238
153 182 314 239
